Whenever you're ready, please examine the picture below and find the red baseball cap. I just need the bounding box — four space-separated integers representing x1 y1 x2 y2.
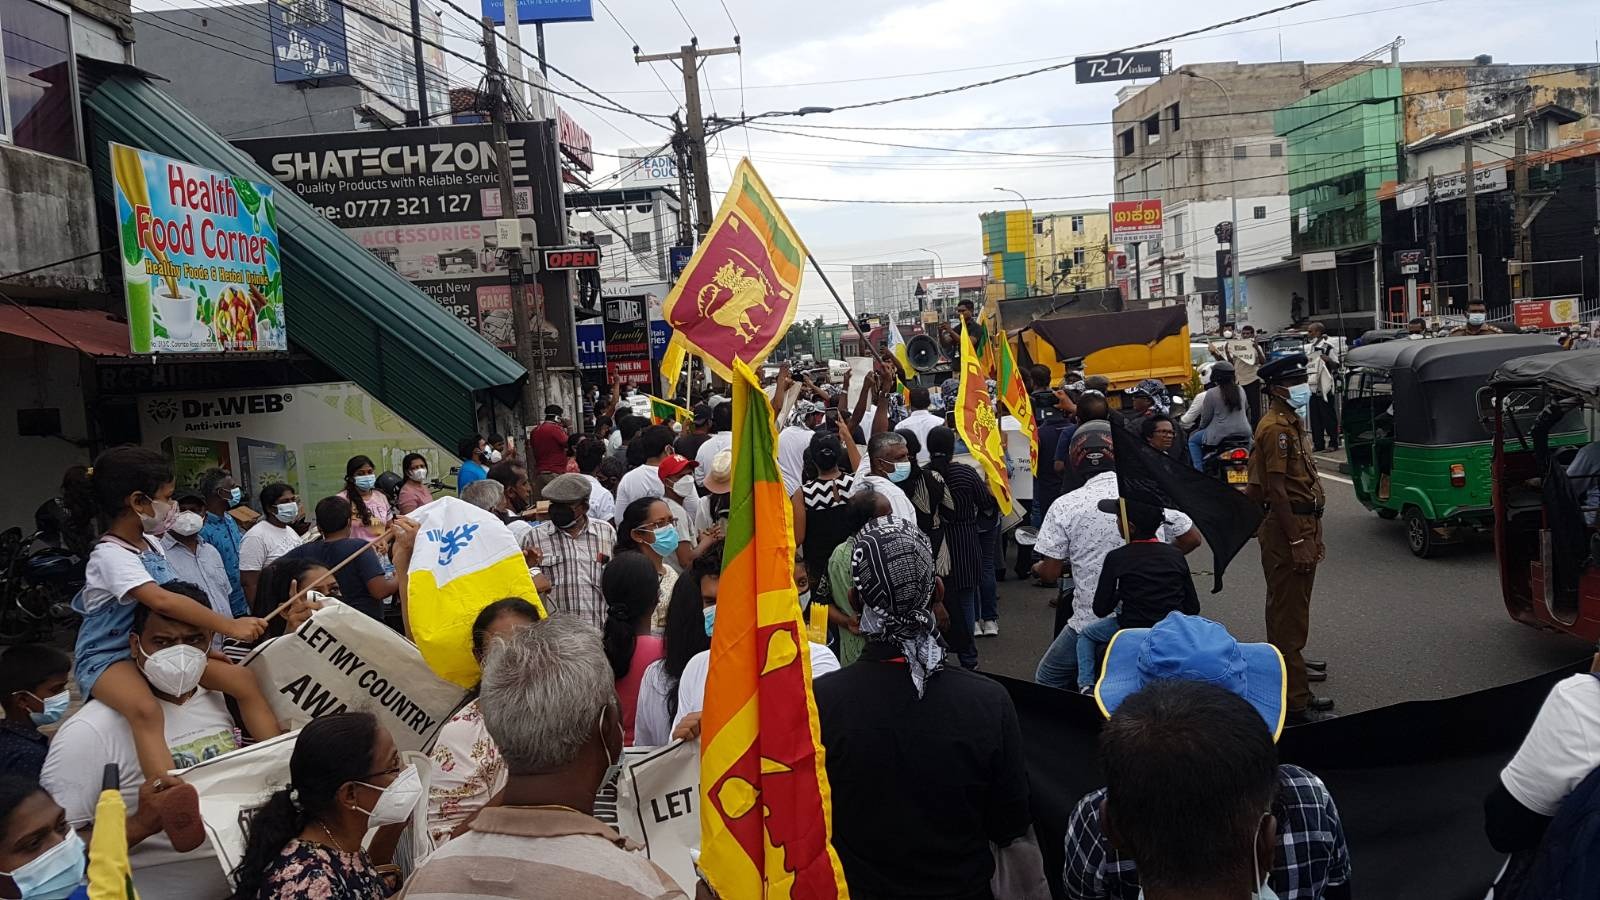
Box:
658 454 699 480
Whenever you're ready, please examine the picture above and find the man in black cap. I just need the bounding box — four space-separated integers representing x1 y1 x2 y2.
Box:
1250 353 1333 724
674 403 715 462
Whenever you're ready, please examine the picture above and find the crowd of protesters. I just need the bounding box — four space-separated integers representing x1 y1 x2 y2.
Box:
4 334 1594 900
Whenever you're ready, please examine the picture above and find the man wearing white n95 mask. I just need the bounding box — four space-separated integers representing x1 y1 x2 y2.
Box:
40 582 238 899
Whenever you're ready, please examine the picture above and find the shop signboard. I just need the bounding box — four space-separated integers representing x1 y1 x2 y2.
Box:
1074 50 1168 84
576 322 606 370
480 0 592 25
136 381 455 506
111 144 284 355
604 295 652 387
1109 199 1163 243
268 0 350 82
1513 297 1581 330
616 145 680 188
1395 165 1507 211
236 124 573 366
557 107 594 172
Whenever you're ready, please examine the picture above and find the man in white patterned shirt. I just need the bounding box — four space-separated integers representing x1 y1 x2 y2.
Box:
1030 424 1200 689
531 475 616 629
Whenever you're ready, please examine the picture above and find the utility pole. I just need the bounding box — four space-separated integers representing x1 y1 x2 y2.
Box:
484 18 541 426
409 0 429 125
1512 106 1531 299
670 113 693 249
1426 168 1438 316
1464 137 1483 306
636 41 741 236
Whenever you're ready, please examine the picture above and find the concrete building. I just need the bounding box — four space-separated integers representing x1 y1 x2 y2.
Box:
132 2 452 138
566 186 684 288
1111 61 1350 329
1032 209 1113 292
1277 59 1600 331
0 0 135 528
852 260 935 318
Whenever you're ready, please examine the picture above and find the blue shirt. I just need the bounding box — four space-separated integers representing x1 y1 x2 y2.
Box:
457 460 488 494
199 512 247 616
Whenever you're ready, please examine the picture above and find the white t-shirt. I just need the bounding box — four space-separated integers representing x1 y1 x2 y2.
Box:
846 458 918 527
80 535 163 616
694 432 733 487
898 409 944 463
40 690 239 899
777 425 816 497
673 643 839 732
581 473 616 524
614 464 664 525
238 521 303 573
1501 673 1600 815
633 659 674 748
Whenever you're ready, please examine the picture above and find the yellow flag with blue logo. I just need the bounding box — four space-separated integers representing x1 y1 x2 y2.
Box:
403 497 545 688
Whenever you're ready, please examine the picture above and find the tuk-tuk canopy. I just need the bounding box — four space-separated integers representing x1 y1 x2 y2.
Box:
1490 349 1600 400
1345 334 1559 444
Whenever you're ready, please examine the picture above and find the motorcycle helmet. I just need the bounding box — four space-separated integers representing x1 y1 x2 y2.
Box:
375 471 405 505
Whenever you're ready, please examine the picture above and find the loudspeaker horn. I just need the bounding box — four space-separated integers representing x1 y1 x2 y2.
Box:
906 334 942 372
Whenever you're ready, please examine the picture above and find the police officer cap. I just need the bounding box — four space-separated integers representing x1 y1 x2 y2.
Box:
1258 353 1309 384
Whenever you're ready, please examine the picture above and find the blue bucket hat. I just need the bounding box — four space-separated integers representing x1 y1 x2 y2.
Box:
1094 613 1287 741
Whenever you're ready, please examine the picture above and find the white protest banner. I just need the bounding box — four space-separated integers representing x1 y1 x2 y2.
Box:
614 739 701 894
845 356 874 411
244 602 468 751
181 732 436 885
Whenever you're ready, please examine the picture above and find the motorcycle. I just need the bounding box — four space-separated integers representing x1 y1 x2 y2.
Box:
0 528 84 644
1202 436 1252 490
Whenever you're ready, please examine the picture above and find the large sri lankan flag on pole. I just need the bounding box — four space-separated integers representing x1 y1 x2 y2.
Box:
662 160 806 385
699 358 848 899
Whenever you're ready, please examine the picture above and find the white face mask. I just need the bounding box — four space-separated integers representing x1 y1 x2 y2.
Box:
136 641 207 697
355 763 422 826
408 467 428 483
170 510 204 537
140 498 178 536
485 448 503 464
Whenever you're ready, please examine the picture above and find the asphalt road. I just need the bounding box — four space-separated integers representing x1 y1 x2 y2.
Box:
978 450 1594 714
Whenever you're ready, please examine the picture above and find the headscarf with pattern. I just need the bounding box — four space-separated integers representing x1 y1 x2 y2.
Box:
1129 377 1172 415
850 516 944 697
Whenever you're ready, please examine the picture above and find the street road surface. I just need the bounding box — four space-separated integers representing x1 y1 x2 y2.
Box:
981 451 1593 714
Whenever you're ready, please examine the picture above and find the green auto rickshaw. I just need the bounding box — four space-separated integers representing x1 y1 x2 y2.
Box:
1342 333 1559 557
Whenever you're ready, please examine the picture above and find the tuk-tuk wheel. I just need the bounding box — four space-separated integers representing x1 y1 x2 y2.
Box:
1376 508 1399 520
1403 507 1436 558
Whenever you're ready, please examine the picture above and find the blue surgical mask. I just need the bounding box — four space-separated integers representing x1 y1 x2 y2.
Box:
353 474 377 492
1468 313 1486 327
889 460 912 483
25 689 69 726
274 501 299 524
227 486 242 507
0 827 86 899
703 604 717 637
1287 384 1312 412
648 524 680 557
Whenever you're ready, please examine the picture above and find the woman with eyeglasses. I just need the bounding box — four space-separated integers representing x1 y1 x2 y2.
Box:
614 497 680 629
230 712 414 899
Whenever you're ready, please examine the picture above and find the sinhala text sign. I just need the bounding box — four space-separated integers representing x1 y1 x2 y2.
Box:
111 143 284 353
1109 198 1163 244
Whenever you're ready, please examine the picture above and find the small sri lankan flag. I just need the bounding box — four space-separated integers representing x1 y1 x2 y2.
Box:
996 334 1039 469
698 358 848 899
647 394 691 426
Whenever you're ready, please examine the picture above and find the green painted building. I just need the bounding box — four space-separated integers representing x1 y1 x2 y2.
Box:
1275 68 1403 255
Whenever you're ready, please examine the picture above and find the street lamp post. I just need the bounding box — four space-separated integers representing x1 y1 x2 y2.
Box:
916 247 945 278
1182 71 1243 324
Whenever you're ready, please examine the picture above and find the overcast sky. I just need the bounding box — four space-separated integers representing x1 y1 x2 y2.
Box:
135 0 1600 321
522 0 1595 322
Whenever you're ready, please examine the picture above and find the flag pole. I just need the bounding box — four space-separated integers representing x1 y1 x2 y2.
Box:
806 253 871 348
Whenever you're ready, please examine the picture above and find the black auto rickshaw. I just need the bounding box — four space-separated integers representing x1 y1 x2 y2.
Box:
1488 349 1600 639
1342 334 1558 557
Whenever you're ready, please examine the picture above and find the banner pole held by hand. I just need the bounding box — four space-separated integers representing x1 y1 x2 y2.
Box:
262 532 388 623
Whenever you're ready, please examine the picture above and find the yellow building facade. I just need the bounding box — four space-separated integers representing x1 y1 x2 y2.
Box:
1032 209 1112 294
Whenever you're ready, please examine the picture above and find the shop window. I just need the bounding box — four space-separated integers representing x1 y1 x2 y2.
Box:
0 0 77 161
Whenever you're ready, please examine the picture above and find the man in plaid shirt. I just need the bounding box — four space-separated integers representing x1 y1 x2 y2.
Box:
1064 614 1352 899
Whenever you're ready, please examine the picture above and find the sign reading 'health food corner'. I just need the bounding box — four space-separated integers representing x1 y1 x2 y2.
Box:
111 143 284 354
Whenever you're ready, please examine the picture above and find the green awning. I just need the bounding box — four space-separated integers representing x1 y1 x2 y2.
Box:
79 62 526 447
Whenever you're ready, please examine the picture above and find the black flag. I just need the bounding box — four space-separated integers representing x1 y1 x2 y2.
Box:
1110 417 1262 592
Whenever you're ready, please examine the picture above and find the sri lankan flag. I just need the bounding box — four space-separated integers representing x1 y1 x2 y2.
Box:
699 358 848 899
997 335 1038 468
648 394 691 426
956 324 1013 509
662 160 806 383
